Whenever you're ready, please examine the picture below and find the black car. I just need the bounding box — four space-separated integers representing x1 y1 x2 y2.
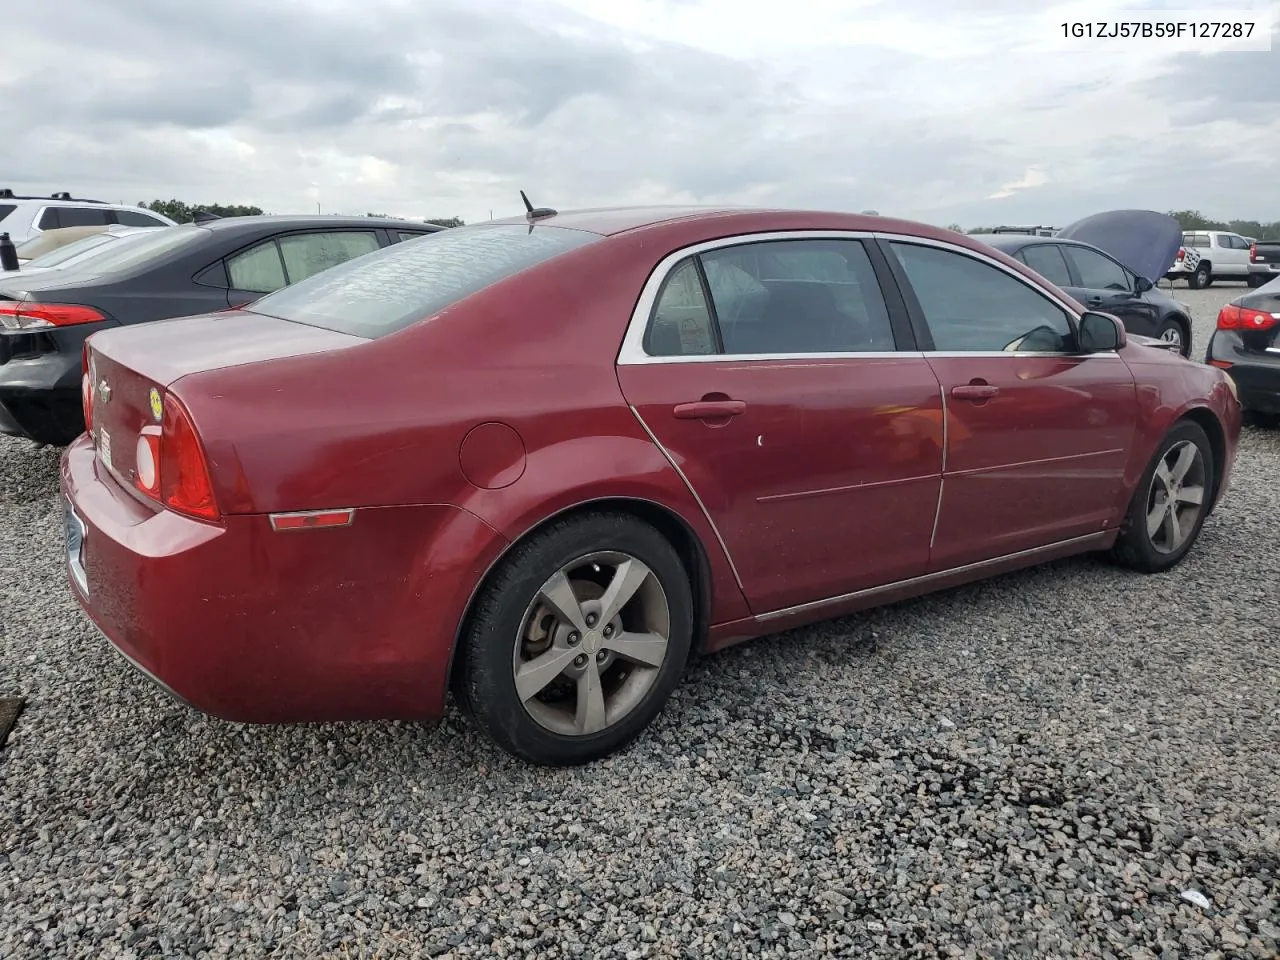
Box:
0 215 445 445
1204 273 1280 422
974 233 1194 356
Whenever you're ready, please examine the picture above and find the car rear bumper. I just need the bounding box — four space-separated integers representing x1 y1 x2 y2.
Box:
1205 331 1280 413
60 435 509 723
0 327 92 444
1248 262 1280 278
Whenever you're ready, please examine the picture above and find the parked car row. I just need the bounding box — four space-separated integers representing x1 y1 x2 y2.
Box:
0 189 175 241
0 214 443 445
45 202 1241 765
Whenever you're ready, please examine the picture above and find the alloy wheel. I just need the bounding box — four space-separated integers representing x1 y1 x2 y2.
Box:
1145 439 1206 554
513 551 671 737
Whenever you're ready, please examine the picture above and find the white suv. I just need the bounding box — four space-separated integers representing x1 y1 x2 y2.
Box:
1165 230 1253 289
0 189 176 243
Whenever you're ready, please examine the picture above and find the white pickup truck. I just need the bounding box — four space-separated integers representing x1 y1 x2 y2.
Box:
1164 230 1254 288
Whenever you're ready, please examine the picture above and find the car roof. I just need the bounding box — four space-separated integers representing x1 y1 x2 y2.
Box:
199 214 445 235
483 205 927 239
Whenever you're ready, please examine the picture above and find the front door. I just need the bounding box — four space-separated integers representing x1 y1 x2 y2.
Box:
882 238 1138 572
1058 243 1160 337
617 236 944 615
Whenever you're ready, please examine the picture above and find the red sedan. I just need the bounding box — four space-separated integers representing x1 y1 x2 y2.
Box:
60 206 1241 765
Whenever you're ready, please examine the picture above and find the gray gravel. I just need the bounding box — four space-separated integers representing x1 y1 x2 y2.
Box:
2 281 1278 959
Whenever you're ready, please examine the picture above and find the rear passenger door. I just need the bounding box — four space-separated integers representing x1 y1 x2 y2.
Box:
222 229 384 308
617 234 945 615
882 237 1137 571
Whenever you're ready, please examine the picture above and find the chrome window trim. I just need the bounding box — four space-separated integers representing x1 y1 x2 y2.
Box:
617 229 881 366
616 228 1121 366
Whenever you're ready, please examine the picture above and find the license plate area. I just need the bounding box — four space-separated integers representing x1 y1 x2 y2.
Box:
65 500 88 597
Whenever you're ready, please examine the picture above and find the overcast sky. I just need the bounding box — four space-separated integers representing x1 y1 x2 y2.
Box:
2 0 1277 227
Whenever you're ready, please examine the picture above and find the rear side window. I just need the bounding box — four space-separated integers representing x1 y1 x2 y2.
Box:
115 209 166 227
247 224 600 339
56 206 113 228
0 204 15 226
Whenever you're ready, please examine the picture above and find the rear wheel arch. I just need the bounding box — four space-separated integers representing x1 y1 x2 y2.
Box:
446 496 715 695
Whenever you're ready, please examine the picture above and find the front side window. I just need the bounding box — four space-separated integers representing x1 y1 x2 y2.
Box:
1064 246 1130 291
1016 244 1072 287
228 241 287 293
890 242 1073 353
277 231 381 284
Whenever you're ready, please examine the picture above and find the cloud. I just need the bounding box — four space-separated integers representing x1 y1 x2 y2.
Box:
1 0 1276 225
987 167 1050 200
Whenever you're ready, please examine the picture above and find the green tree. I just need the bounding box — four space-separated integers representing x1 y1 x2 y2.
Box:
425 217 465 228
139 199 264 222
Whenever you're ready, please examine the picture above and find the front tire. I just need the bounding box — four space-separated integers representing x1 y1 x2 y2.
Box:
1109 420 1215 573
455 511 694 766
1154 318 1190 357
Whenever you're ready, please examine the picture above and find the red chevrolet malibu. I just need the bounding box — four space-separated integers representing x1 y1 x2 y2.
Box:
61 206 1241 765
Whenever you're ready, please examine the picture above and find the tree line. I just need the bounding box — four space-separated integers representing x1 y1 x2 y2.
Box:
951 210 1280 240
138 200 464 229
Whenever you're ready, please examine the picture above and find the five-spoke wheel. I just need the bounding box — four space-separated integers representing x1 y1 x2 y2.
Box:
1111 420 1215 572
455 512 693 766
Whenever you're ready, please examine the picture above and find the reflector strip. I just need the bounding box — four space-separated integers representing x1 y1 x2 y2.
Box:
269 509 355 531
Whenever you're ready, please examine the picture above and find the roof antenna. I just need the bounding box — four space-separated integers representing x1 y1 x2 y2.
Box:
520 190 557 222
191 209 222 223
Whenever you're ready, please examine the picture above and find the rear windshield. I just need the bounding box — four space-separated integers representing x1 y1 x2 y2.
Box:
246 223 601 338
22 232 117 266
1183 233 1209 248
55 224 206 275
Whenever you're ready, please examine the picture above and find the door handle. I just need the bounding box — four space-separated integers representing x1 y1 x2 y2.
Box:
1086 296 1104 305
673 399 747 420
951 383 999 401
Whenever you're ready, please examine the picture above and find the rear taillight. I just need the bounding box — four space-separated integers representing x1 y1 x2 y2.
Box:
130 390 220 521
1217 302 1279 332
1250 244 1260 263
160 397 218 520
0 301 106 329
1176 247 1185 262
81 345 96 432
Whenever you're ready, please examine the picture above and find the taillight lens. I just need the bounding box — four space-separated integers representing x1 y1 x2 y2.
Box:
129 390 220 521
1250 244 1259 263
1217 302 1279 332
0 301 106 329
1176 247 1185 262
159 396 218 520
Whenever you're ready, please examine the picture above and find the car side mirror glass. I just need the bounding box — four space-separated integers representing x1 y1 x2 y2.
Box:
1134 275 1153 293
1079 311 1126 352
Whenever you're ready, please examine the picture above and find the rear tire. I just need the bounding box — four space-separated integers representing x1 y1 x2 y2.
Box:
1248 273 1268 288
455 511 694 766
1109 420 1214 573
1188 263 1211 290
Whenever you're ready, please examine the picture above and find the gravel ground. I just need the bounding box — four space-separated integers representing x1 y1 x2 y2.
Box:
2 281 1278 959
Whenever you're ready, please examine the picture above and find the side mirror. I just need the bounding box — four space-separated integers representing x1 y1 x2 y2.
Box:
1079 311 1126 352
1134 275 1154 293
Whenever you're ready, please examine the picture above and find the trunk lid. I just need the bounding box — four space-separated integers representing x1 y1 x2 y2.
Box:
85 310 367 490
1252 241 1280 266
1056 210 1183 284
1230 280 1280 357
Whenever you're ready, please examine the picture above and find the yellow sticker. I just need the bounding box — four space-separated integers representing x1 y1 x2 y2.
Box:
148 387 163 422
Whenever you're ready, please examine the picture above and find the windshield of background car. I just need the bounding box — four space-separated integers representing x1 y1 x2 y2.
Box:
21 232 118 266
52 225 206 275
245 223 601 338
